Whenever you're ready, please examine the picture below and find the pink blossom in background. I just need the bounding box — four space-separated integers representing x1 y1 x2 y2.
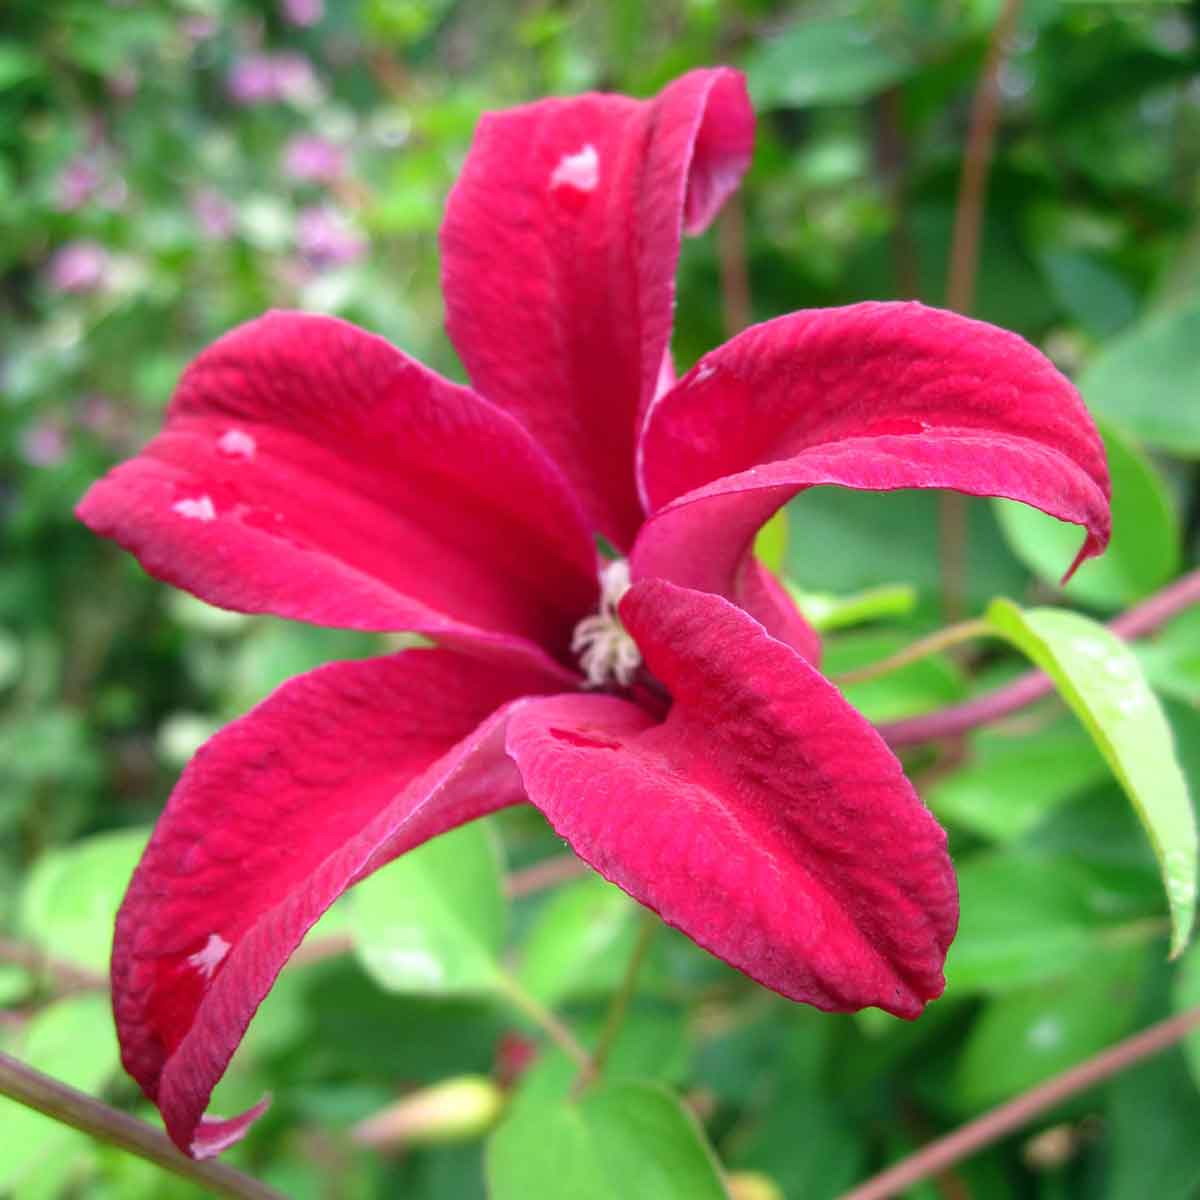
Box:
272 52 319 104
20 422 68 468
227 53 317 105
190 189 236 240
77 67 1112 1160
281 0 324 27
55 157 101 211
296 205 365 267
227 55 274 104
283 135 345 184
48 241 109 294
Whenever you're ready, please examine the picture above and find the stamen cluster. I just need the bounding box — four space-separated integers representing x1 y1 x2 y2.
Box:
571 559 641 688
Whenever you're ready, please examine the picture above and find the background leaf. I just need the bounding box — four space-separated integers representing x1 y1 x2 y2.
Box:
993 420 1180 610
488 1081 728 1200
1081 299 1200 456
349 821 507 996
985 600 1198 955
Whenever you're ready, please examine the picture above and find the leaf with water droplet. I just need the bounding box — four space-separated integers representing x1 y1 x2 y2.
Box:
985 599 1197 956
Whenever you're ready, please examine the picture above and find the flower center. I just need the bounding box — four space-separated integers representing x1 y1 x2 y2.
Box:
572 559 641 688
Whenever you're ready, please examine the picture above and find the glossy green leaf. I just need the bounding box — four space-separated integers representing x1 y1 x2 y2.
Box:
20 827 149 973
745 18 914 109
1080 298 1200 456
927 719 1107 842
487 1081 728 1200
955 946 1145 1111
993 421 1179 609
946 852 1161 994
349 821 506 995
985 600 1197 955
0 994 119 1193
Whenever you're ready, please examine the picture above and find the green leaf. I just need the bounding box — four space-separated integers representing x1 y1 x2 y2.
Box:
1172 941 1200 1092
1080 298 1200 456
349 821 506 995
1107 1048 1200 1200
787 583 917 632
745 18 914 109
993 421 1180 610
1038 248 1137 338
985 600 1197 956
955 946 1145 1111
946 851 1161 994
927 718 1107 842
487 1081 728 1200
752 509 788 574
0 994 119 1193
20 827 150 973
1135 607 1200 706
0 43 41 90
518 876 637 1006
784 487 1026 613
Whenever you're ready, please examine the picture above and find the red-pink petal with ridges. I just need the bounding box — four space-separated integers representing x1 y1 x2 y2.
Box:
508 580 956 1018
113 649 562 1156
441 68 753 548
77 311 595 677
634 302 1110 597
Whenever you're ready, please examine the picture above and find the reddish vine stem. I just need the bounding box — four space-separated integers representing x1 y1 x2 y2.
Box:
717 191 752 337
0 1053 284 1200
505 853 589 898
939 0 1024 623
836 1005 1200 1200
879 566 1200 748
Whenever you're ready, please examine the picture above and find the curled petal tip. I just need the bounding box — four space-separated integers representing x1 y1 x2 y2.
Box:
184 1095 271 1159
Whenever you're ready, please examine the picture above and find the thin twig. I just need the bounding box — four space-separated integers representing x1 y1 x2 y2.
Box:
574 910 658 1095
836 1005 1200 1200
717 192 752 338
874 86 920 299
0 1053 283 1200
494 972 590 1069
0 938 107 993
878 567 1200 748
832 619 989 686
939 0 1024 623
946 0 1023 315
505 854 589 898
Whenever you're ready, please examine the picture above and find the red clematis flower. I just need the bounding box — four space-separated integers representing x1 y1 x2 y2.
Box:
77 67 1111 1159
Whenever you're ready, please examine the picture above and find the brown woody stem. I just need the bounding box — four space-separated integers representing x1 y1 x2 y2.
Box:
0 1053 283 1199
939 0 1024 623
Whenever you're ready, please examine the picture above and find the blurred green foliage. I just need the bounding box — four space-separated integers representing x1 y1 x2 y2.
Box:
3 0 1200 1197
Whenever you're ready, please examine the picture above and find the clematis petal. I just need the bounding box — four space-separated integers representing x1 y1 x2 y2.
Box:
77 311 595 677
507 580 957 1018
113 649 561 1157
633 302 1111 602
441 68 753 549
733 557 821 664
